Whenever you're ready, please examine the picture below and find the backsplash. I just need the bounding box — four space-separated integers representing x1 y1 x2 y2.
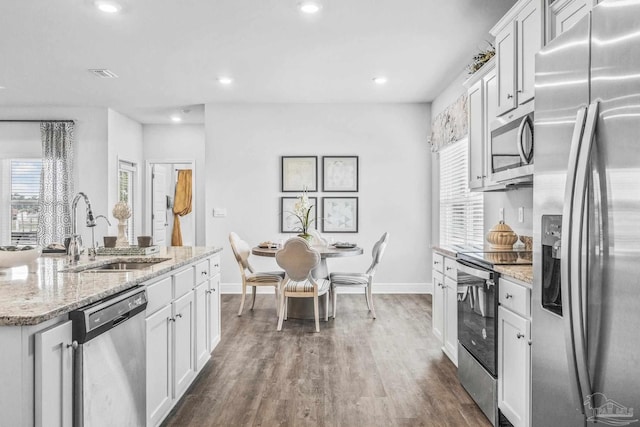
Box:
483 187 533 237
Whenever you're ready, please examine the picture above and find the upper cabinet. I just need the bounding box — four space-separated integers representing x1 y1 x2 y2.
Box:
547 0 601 43
491 0 544 116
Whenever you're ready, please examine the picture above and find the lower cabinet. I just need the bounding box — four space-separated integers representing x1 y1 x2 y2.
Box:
146 305 173 427
498 276 532 427
206 273 221 353
431 250 458 365
173 291 196 399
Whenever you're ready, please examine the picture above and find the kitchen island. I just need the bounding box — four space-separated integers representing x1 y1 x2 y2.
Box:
0 246 222 427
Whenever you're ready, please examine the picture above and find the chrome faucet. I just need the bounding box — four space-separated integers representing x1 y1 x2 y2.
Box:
68 192 96 263
88 215 112 260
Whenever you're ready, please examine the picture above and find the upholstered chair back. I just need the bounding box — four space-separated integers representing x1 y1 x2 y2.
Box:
275 237 320 282
366 232 389 276
229 232 253 274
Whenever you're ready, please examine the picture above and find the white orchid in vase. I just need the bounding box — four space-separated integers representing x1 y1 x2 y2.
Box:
289 189 315 241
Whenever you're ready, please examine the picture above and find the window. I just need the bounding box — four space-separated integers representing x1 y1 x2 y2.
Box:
118 160 136 245
439 138 483 246
10 160 42 245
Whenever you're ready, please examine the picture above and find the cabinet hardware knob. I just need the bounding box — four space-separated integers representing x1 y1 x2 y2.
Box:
446 266 452 271
516 333 525 339
528 340 533 346
201 271 208 276
517 89 523 93
205 289 212 295
434 261 439 265
507 94 514 99
214 264 220 268
176 313 183 319
67 340 78 350
482 175 487 178
505 293 513 299
476 175 483 180
168 317 176 322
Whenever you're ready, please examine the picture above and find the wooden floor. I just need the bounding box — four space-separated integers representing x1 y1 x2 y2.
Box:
161 294 491 427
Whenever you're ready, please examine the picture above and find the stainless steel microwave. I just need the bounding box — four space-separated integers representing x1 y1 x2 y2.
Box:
489 102 534 184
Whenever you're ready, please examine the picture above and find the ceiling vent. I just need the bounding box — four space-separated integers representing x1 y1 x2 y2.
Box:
88 69 118 79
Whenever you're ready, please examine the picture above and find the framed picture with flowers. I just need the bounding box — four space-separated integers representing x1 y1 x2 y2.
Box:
322 197 358 233
281 156 318 192
280 196 317 233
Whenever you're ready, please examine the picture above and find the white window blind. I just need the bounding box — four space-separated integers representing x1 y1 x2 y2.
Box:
10 159 42 245
118 160 136 245
439 138 483 246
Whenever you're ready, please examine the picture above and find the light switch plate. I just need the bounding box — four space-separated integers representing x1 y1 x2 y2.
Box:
518 207 524 223
499 208 504 222
213 208 227 218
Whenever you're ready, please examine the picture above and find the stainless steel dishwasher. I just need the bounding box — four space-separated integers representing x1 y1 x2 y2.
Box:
70 287 148 427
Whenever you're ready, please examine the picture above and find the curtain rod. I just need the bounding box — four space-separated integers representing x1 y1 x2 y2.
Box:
0 119 75 123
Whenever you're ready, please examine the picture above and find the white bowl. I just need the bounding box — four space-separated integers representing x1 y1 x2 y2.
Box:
0 246 42 268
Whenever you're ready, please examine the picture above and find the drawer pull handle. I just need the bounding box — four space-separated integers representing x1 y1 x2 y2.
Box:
433 261 439 265
214 264 220 268
201 271 208 276
446 266 452 271
505 293 513 299
168 317 176 323
175 313 183 319
67 341 78 350
516 333 525 339
507 94 514 99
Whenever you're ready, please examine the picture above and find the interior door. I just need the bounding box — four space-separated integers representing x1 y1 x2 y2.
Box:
152 164 168 246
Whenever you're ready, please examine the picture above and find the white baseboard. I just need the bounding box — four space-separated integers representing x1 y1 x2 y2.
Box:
221 282 433 295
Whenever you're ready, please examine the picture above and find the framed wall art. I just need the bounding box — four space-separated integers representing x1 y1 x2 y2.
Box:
281 156 318 192
280 196 317 233
322 156 358 192
322 197 358 233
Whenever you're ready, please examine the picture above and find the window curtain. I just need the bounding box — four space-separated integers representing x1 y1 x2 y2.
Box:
36 122 74 245
171 169 192 246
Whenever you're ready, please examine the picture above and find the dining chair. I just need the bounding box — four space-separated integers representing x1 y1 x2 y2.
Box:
307 229 328 247
329 232 389 319
275 237 330 332
229 232 285 316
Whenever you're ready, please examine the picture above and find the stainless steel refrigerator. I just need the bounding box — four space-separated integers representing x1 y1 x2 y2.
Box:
533 0 640 426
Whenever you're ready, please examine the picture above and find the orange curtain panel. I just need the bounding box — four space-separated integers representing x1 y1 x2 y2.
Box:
171 169 193 246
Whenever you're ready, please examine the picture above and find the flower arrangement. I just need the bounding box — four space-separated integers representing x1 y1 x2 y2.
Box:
288 190 315 240
467 42 495 75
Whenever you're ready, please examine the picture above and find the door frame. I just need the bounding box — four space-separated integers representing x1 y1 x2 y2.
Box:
145 159 196 241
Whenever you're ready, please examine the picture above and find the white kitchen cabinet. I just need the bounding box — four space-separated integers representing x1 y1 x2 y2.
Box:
195 281 209 371
34 320 74 427
492 0 543 116
431 251 458 366
173 290 196 399
547 0 600 42
498 276 532 427
146 304 173 427
206 272 221 353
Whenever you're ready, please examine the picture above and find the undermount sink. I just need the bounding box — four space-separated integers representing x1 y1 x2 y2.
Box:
75 258 171 273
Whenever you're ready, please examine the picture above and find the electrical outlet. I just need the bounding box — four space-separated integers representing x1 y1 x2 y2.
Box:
518 207 524 223
499 208 504 222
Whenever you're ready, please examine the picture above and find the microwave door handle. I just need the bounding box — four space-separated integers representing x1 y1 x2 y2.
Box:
572 102 599 410
517 115 534 165
561 106 588 413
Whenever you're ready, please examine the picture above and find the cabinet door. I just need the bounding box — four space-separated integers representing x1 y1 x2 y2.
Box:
207 274 221 353
432 271 445 343
444 276 458 364
195 281 210 371
484 69 498 186
498 306 531 427
517 0 542 105
548 0 589 42
468 80 485 190
496 21 517 116
34 320 73 427
173 291 196 399
146 304 173 427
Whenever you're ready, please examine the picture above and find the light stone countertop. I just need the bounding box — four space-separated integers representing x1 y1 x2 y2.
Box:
0 246 223 326
431 245 458 259
494 265 533 286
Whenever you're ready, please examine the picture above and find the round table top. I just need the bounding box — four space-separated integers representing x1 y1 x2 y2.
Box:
252 245 363 258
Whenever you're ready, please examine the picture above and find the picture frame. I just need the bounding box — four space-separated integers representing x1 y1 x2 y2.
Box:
322 197 358 233
281 156 318 192
280 197 318 233
322 156 359 192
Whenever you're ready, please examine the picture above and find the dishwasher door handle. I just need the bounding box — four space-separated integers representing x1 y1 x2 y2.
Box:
112 313 130 327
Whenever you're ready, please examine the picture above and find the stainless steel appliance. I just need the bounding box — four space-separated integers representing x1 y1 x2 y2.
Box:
533 1 640 425
70 287 148 427
456 249 532 426
490 103 534 184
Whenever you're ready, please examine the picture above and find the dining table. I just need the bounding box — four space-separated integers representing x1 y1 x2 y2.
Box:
252 243 363 319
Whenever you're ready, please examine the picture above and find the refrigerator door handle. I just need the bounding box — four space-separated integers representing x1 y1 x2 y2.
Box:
560 106 588 413
572 101 600 409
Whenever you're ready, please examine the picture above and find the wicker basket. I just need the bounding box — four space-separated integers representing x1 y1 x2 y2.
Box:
486 221 518 250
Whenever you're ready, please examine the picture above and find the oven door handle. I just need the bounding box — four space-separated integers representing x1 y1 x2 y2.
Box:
456 261 493 281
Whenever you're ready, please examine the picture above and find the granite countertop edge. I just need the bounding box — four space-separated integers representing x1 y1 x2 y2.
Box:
431 245 458 258
0 246 223 327
494 265 533 286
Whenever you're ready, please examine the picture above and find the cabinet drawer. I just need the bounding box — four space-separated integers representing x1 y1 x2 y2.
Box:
174 267 195 299
146 276 172 316
432 253 444 273
444 257 457 280
499 277 530 317
194 259 210 285
209 255 221 276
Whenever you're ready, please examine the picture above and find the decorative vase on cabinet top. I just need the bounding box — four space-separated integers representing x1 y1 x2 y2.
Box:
486 221 518 250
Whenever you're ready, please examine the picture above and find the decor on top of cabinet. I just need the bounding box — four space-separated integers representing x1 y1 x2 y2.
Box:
486 220 518 250
467 42 496 75
429 94 468 152
112 201 131 248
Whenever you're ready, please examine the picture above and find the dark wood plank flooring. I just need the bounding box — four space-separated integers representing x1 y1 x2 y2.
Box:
161 294 491 427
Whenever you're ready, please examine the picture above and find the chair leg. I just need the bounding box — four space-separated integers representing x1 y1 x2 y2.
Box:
277 292 286 331
332 285 337 319
250 286 257 310
274 286 280 316
324 292 329 322
238 283 247 316
284 297 288 320
365 288 372 311
314 294 320 332
368 284 377 319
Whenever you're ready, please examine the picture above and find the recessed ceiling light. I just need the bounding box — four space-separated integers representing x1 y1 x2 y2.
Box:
170 116 182 123
217 77 233 85
299 1 322 14
373 76 388 85
95 1 122 13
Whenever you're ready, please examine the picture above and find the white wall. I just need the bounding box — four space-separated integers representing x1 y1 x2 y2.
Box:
107 109 144 239
205 103 432 290
142 124 206 246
